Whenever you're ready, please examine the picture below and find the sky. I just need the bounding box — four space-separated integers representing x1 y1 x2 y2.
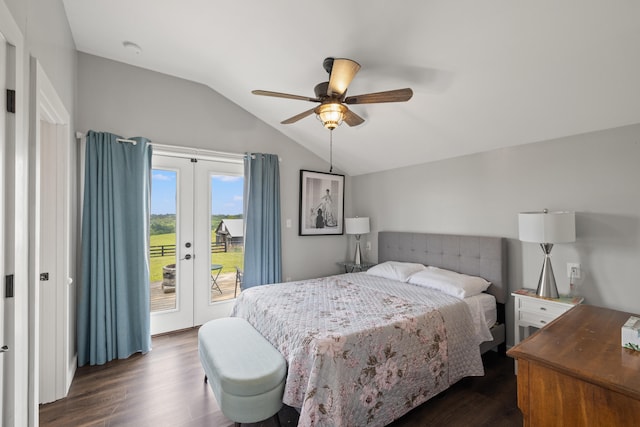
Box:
151 170 243 215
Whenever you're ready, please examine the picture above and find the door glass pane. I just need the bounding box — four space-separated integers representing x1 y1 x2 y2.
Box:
150 169 177 312
210 174 244 303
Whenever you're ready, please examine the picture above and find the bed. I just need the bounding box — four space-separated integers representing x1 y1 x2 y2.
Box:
231 231 507 426
377 232 507 355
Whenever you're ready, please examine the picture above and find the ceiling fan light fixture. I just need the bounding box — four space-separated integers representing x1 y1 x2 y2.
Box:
316 103 346 130
252 57 413 129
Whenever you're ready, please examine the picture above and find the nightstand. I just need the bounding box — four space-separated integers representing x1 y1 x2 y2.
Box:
512 289 584 345
337 261 376 273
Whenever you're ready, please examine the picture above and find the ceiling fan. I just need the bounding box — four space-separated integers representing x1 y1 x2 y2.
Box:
252 57 413 130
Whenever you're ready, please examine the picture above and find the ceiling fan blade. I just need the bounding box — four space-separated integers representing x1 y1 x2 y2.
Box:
344 88 413 105
281 108 316 124
327 58 361 97
252 90 321 103
343 109 365 127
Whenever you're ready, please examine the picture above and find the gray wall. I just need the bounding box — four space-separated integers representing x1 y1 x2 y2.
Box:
77 52 350 281
352 123 640 346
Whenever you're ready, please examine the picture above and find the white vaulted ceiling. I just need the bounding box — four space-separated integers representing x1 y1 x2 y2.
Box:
62 0 640 176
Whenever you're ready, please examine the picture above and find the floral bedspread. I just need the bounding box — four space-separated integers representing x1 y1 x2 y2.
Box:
230 273 484 427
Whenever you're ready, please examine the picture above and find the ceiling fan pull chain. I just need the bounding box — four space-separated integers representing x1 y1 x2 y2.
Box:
329 129 333 173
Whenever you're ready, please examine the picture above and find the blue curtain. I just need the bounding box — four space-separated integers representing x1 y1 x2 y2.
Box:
78 131 152 366
243 153 282 288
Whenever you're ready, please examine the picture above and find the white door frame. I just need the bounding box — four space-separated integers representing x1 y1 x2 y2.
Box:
28 59 73 412
0 3 27 426
150 149 243 334
0 28 8 427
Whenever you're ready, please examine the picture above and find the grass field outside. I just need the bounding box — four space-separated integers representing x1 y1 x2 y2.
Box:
149 232 243 282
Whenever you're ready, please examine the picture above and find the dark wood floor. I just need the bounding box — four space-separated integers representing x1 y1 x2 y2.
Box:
40 328 522 426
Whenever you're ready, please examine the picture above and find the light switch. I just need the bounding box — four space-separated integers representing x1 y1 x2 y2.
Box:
286 219 292 228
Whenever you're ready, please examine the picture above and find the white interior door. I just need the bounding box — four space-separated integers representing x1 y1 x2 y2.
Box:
38 120 72 404
32 60 73 408
150 154 243 334
38 121 57 403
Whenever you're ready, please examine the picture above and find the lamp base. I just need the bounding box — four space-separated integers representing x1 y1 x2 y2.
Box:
536 245 559 298
353 235 362 265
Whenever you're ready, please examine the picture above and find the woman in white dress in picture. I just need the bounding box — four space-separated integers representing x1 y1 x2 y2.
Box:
317 188 336 227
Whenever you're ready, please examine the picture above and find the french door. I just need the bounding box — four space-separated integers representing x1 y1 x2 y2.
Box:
150 154 243 335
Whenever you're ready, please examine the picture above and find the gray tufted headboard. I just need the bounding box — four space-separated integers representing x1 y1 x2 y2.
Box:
378 231 508 304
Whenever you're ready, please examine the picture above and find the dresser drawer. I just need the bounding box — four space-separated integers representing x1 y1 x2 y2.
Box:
519 297 569 318
520 310 557 327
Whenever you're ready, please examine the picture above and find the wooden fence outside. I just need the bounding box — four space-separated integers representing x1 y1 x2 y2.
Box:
149 241 228 258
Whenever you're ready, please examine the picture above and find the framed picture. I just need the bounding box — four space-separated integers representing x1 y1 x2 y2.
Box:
299 170 345 236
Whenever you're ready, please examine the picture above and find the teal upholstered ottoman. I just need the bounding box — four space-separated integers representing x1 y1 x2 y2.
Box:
198 317 286 427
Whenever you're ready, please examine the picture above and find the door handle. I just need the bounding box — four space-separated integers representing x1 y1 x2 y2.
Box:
181 254 192 260
0 345 8 353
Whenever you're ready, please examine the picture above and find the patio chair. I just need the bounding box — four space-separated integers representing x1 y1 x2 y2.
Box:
211 264 223 294
234 266 243 298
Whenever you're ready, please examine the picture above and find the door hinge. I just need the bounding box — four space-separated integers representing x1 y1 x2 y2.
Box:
5 274 14 298
6 89 16 113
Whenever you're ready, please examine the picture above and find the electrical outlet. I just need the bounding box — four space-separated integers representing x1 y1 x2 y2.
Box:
567 263 581 279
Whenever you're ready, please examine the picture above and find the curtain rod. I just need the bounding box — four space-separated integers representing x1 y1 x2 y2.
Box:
75 132 281 163
75 131 140 145
246 154 282 162
76 132 245 164
116 138 137 145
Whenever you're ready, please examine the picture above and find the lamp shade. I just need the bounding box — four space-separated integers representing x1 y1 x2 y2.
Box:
518 211 575 243
345 217 370 235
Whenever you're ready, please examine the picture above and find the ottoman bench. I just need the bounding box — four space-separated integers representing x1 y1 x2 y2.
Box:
198 317 287 427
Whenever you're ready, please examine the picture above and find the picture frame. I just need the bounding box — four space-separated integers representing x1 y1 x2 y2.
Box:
299 170 345 236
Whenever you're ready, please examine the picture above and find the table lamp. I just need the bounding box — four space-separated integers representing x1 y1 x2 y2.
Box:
345 217 370 265
518 209 575 298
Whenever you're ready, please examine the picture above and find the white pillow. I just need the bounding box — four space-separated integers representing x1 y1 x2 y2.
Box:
407 266 491 298
366 261 425 282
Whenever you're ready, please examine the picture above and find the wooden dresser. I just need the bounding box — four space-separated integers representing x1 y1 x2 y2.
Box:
507 304 640 426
